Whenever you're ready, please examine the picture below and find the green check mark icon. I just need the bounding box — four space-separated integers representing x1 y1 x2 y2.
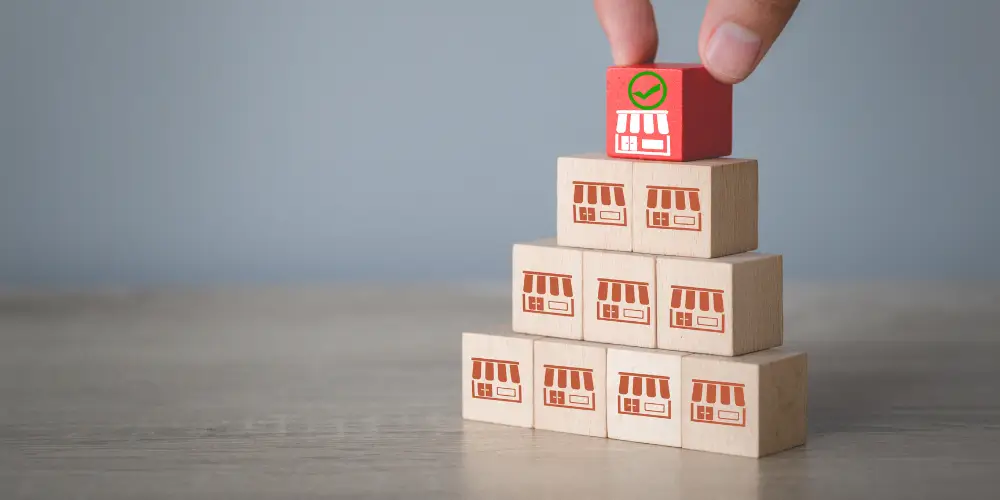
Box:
632 84 661 100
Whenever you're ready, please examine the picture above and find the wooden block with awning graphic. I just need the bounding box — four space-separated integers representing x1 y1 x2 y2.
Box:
682 349 807 458
557 154 634 252
606 346 685 447
583 249 657 349
512 240 583 340
632 158 758 259
605 63 732 162
657 253 782 357
534 338 608 438
462 331 536 429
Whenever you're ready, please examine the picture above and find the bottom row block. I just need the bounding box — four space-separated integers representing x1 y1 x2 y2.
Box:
461 328 807 458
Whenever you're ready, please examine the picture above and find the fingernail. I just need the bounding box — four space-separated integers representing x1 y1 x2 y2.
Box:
705 22 762 80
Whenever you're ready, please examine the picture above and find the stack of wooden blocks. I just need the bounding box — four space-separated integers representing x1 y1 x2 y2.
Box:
462 63 807 458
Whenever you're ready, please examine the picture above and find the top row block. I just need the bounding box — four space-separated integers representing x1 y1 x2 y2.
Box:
607 63 732 162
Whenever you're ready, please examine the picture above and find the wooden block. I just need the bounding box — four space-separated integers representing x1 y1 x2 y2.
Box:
681 349 807 457
512 239 583 340
657 252 782 356
462 329 536 428
533 338 607 438
632 158 758 258
556 153 634 252
582 249 656 348
606 346 687 447
606 63 732 162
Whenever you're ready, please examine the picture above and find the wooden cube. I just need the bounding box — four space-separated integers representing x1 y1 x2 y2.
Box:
557 153 634 252
462 330 537 428
656 252 782 356
606 63 732 162
534 338 607 438
681 349 807 457
583 249 656 348
632 158 758 258
606 346 687 447
512 239 583 340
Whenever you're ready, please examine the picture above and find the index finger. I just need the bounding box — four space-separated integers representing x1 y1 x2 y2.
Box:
594 0 659 65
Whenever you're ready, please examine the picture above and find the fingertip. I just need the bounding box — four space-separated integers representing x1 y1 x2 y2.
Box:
595 0 659 65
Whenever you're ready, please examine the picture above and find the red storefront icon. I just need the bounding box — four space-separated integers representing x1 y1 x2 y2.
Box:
470 358 523 404
596 278 651 325
646 186 702 232
617 372 672 419
669 285 725 334
522 271 575 317
543 365 596 411
573 181 627 227
690 379 746 427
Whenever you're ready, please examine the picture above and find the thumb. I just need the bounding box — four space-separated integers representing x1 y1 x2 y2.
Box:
698 0 800 84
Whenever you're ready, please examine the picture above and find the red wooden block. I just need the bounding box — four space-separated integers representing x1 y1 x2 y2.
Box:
606 63 732 162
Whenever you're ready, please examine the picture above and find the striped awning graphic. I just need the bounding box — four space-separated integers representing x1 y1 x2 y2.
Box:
617 372 670 399
523 272 573 297
646 186 701 211
691 379 745 407
670 286 724 313
471 358 521 384
543 365 595 391
598 279 650 305
615 110 669 135
573 182 626 207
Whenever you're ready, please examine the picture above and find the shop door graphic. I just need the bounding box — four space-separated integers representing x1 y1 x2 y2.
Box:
543 365 596 411
573 181 627 227
522 271 575 317
470 358 523 403
668 285 725 333
596 278 651 325
617 372 672 419
690 379 746 427
646 186 702 232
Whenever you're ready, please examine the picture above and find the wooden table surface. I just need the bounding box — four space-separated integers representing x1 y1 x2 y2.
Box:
1 282 999 499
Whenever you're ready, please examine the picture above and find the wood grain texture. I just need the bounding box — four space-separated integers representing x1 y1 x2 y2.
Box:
462 331 536 428
606 346 686 447
2 284 1000 499
556 153 634 252
582 249 656 348
533 338 607 438
512 239 583 340
657 252 783 356
681 349 807 458
632 158 758 258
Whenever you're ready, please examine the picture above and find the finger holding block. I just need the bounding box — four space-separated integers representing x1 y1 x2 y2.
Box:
657 252 782 356
681 349 807 458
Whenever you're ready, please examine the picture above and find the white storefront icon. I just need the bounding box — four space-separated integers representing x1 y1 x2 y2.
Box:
614 110 670 157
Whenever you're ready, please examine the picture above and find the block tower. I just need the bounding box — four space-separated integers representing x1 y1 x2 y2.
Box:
462 63 806 458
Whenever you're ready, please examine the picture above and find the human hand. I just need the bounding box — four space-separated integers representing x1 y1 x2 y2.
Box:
594 0 800 84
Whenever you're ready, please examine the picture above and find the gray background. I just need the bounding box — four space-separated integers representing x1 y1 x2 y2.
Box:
2 0 998 287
